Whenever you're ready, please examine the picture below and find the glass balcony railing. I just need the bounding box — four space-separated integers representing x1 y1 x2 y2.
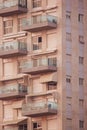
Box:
22 15 57 32
0 41 27 51
0 84 27 94
23 101 57 110
22 15 57 26
0 0 27 9
22 101 57 116
20 58 57 69
0 84 27 99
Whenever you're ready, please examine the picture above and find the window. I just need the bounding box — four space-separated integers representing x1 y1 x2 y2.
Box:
18 17 26 32
19 124 27 130
79 35 84 44
66 33 72 41
79 120 84 128
47 82 57 90
32 0 42 8
33 121 42 130
79 56 84 64
66 118 72 129
33 15 41 24
32 36 42 51
48 57 57 66
66 11 71 20
3 20 13 34
66 76 71 83
79 99 84 107
78 14 84 23
79 78 84 85
17 108 22 118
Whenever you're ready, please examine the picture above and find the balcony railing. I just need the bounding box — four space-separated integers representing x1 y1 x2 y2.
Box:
19 58 57 74
0 0 27 17
0 84 27 100
22 15 57 32
22 101 57 117
0 41 27 58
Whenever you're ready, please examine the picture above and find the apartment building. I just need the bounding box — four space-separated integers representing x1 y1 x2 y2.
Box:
0 0 87 130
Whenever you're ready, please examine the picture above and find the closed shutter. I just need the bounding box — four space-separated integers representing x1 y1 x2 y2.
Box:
4 61 17 76
66 104 72 118
66 41 72 55
33 78 43 94
47 119 57 130
66 0 71 11
47 0 57 7
79 43 84 57
4 104 13 120
66 61 71 75
47 33 57 49
66 82 72 97
79 85 84 99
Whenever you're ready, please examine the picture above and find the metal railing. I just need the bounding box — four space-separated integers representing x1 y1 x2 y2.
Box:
0 84 27 95
22 101 58 112
0 0 27 9
22 15 57 27
0 41 27 52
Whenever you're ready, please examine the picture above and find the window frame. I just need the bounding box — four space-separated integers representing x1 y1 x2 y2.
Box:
3 20 13 34
32 35 42 51
32 0 42 8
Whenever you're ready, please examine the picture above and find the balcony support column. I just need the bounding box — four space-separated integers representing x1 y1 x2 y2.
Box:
42 117 47 130
27 118 32 130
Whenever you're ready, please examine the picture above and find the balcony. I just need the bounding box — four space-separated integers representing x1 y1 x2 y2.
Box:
19 58 57 75
0 84 27 100
22 15 57 32
0 0 27 17
2 118 27 126
0 41 27 58
22 101 57 117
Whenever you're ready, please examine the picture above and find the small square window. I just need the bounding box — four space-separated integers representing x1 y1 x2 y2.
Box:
79 35 84 44
79 78 84 85
79 56 84 64
66 76 71 83
66 33 72 41
78 14 84 23
66 11 71 20
79 99 84 107
38 37 42 43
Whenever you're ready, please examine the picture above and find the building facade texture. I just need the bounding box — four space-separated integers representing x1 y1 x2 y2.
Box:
0 0 87 130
